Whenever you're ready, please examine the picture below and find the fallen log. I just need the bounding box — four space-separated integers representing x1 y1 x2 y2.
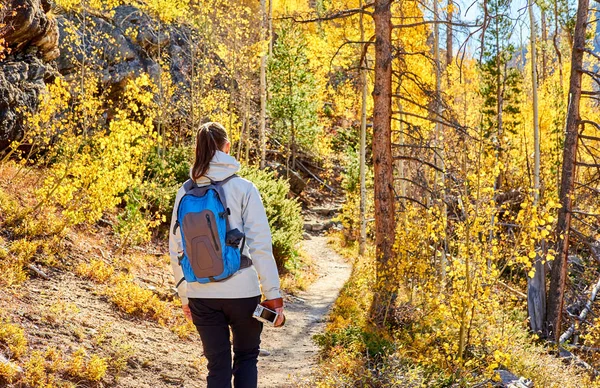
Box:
560 272 600 344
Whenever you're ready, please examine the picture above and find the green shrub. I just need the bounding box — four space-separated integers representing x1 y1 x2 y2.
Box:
115 146 192 242
145 146 193 186
314 325 393 359
239 166 303 270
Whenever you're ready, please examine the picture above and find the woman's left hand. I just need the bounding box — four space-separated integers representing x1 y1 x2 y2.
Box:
182 304 192 321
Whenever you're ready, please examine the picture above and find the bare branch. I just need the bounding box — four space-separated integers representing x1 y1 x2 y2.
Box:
396 195 429 209
394 155 445 173
392 20 481 29
275 4 374 23
580 120 600 132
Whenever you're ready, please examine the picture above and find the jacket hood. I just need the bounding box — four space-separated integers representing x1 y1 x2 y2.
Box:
190 150 241 184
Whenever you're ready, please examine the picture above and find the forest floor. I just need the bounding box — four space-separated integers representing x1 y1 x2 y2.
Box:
1 211 351 387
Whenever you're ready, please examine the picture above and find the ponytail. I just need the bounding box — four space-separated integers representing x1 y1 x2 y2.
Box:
191 122 229 181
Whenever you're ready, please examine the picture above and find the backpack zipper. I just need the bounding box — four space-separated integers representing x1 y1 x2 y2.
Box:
206 214 220 251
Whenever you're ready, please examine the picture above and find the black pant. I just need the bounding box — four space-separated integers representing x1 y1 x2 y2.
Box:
188 296 263 388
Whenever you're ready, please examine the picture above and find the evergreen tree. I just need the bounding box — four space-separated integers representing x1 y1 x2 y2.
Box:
479 0 523 189
267 21 319 170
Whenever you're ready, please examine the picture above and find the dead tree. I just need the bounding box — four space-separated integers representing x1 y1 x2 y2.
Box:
370 0 397 324
546 0 589 342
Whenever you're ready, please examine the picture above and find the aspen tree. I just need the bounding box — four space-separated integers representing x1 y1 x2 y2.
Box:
259 0 268 169
527 0 546 334
359 0 368 256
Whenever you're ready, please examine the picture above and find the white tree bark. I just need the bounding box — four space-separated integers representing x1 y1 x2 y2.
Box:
527 0 546 334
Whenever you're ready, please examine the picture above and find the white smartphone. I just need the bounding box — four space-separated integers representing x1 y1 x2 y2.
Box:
252 304 278 325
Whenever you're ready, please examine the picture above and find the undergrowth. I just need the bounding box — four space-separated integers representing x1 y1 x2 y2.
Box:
0 313 130 387
312 233 599 388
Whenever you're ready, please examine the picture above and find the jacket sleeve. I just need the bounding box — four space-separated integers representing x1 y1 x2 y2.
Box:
169 188 188 305
242 184 282 300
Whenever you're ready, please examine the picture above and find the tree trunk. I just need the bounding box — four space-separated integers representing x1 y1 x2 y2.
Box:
541 7 548 81
446 0 453 68
527 0 546 334
359 0 368 256
370 0 396 325
546 0 588 342
259 0 268 169
433 0 447 282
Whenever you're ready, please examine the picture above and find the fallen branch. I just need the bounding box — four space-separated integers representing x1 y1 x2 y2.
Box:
27 264 49 280
560 273 600 344
498 281 527 300
296 160 336 193
559 348 599 375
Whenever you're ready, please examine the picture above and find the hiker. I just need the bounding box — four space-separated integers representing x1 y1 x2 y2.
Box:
169 122 285 388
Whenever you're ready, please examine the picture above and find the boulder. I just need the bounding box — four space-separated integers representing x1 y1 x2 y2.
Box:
0 0 59 148
2 0 60 61
1 1 225 149
268 162 307 195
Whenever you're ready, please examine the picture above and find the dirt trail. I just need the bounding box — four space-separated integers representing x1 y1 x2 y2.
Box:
258 236 352 387
1 234 350 387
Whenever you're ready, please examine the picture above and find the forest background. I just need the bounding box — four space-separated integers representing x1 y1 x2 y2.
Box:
0 0 600 386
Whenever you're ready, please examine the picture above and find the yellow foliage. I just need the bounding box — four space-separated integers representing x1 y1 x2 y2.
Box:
0 359 20 384
43 299 80 326
106 273 172 324
106 338 135 376
170 319 196 340
0 320 28 359
67 347 108 382
34 74 157 228
75 259 115 283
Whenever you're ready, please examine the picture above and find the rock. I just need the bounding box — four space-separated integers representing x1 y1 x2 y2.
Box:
0 353 24 380
258 348 271 357
1 1 226 149
311 223 325 232
0 0 59 149
496 370 534 388
2 0 60 61
304 221 339 233
312 207 341 217
268 162 307 195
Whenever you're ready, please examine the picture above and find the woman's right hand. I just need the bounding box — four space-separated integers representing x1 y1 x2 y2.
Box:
274 307 285 327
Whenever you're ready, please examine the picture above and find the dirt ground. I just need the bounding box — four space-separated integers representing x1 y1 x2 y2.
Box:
1 235 351 387
258 236 351 387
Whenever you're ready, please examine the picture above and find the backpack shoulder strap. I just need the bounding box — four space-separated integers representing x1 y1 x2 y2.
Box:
173 180 195 234
212 174 239 231
213 174 238 187
182 179 196 193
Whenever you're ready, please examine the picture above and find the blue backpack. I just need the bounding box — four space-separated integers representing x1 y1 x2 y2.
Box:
173 175 252 287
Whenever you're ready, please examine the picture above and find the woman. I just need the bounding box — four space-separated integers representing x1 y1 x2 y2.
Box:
169 122 284 388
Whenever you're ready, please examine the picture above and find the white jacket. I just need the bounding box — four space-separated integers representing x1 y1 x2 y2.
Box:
169 151 281 303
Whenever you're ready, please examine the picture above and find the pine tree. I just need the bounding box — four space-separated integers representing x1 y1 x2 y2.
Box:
267 21 319 170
